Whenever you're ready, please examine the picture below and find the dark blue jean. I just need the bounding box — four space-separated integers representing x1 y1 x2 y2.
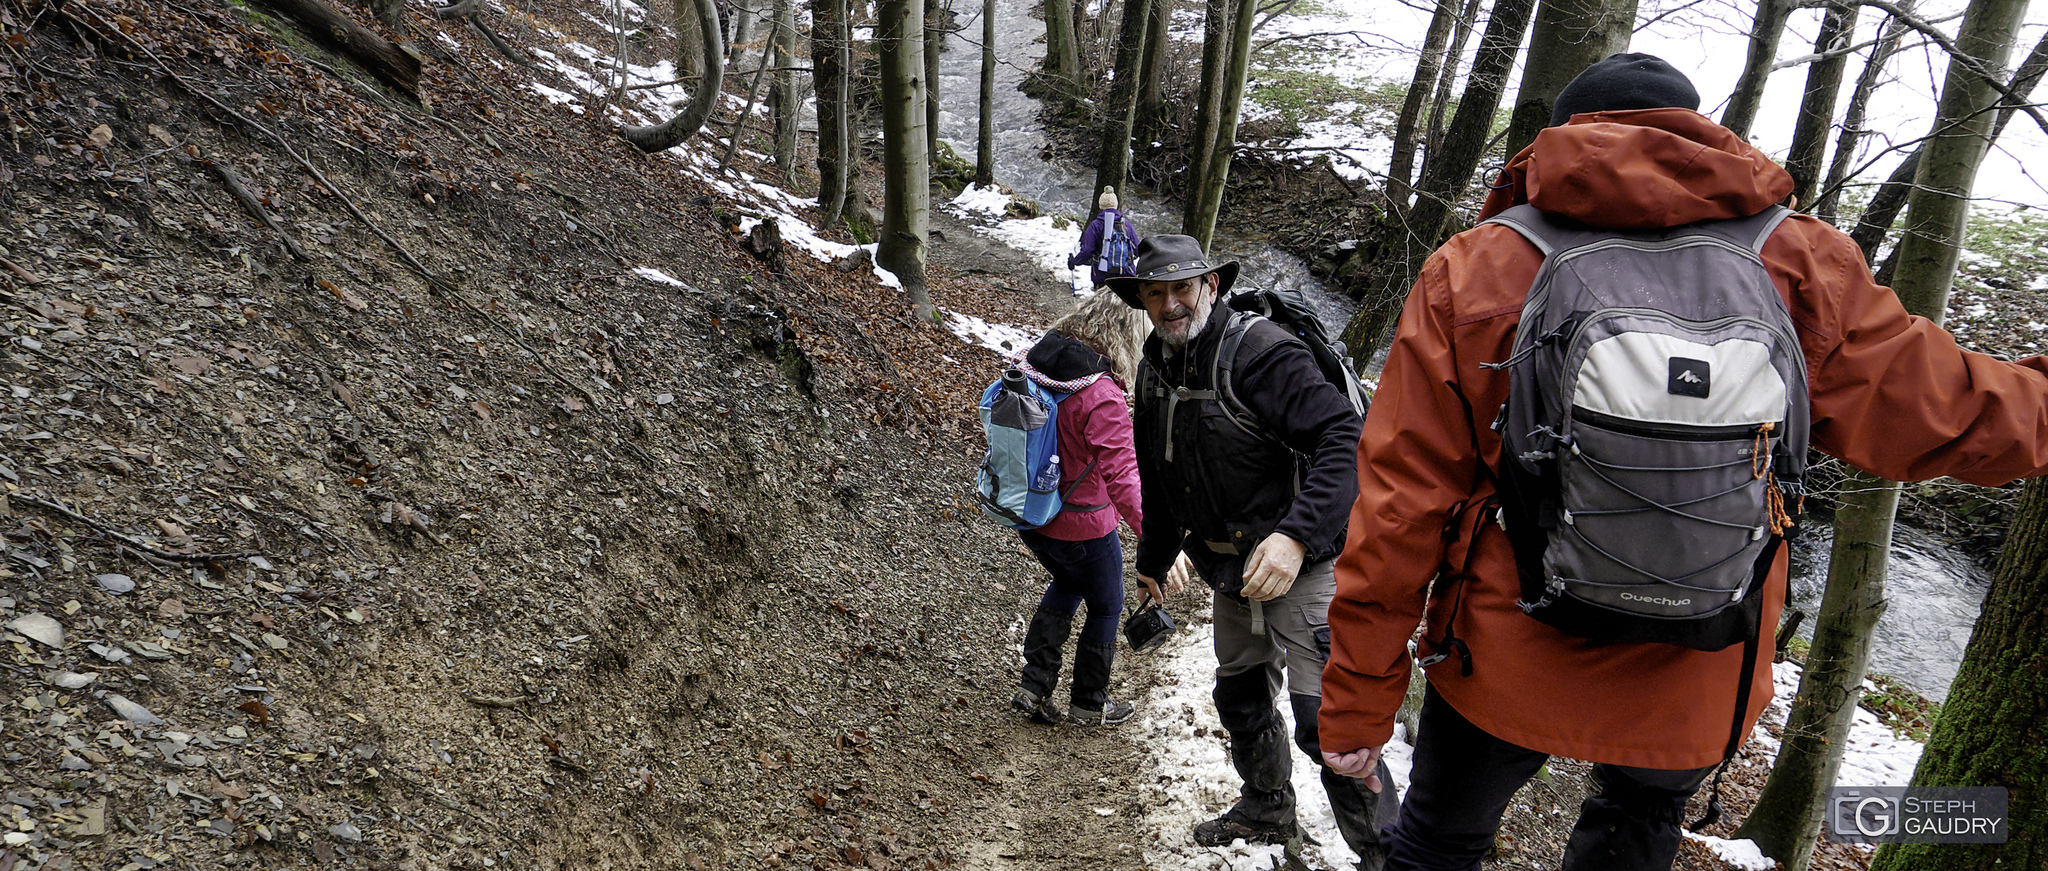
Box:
1386 684 1714 871
1018 530 1126 708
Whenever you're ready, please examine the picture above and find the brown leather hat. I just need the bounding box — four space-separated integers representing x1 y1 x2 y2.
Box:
1105 234 1239 309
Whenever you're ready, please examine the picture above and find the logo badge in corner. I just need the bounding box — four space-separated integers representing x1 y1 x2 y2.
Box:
1668 357 1711 398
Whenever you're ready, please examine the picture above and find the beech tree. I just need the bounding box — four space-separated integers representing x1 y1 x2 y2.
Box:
1501 0 1636 161
1871 478 2048 871
1723 0 1794 138
1737 0 2032 866
769 0 800 178
813 0 853 225
1338 0 1537 363
620 0 726 151
1091 0 1154 203
1182 0 1256 250
1386 0 1460 204
876 0 936 320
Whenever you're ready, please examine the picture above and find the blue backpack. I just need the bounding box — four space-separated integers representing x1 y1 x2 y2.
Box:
1097 215 1136 277
976 370 1105 529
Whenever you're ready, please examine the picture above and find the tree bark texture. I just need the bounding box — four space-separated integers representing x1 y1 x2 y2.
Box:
1181 0 1232 229
621 0 727 151
1500 0 1637 161
1814 7 1911 224
975 0 996 185
1184 0 1256 252
1133 0 1171 154
1785 0 1858 212
876 0 934 320
924 0 943 163
1870 477 2048 871
732 0 756 58
1742 3 2026 864
1340 0 1536 366
1735 471 1897 871
1387 0 1460 205
673 0 706 80
1091 0 1152 204
1887 0 2026 322
246 0 422 97
771 0 800 179
1722 0 1793 139
1421 0 1484 177
814 0 852 224
1043 0 1081 96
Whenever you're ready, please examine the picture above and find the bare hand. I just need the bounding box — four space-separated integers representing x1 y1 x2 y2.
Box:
1136 573 1165 607
1239 534 1306 601
1165 552 1192 595
1322 746 1385 794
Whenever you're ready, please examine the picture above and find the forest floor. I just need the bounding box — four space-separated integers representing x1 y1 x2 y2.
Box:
0 0 1990 870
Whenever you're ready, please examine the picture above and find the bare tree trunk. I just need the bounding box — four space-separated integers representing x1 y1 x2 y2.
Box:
925 0 944 164
1785 0 1858 211
877 0 935 321
1871 477 2048 871
1043 0 1081 97
674 0 706 80
1501 0 1636 161
1735 472 1897 870
1181 0 1232 231
975 0 996 185
1387 0 1459 206
1421 0 1485 175
1341 0 1536 364
722 15 783 168
1722 0 1793 139
1814 6 1911 223
1184 0 1256 251
1132 0 1172 155
771 0 801 180
621 0 728 151
1092 0 1152 203
733 0 756 58
1739 0 2028 864
815 0 852 224
246 0 423 97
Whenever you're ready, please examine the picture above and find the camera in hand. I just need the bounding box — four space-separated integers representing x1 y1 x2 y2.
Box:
1123 601 1178 653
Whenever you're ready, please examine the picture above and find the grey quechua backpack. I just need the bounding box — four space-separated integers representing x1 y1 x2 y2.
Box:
1482 204 1809 653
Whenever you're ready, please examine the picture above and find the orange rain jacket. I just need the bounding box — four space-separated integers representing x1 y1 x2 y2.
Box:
1319 107 2048 770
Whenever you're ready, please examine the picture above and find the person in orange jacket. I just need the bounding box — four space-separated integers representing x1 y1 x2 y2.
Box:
1318 54 2048 871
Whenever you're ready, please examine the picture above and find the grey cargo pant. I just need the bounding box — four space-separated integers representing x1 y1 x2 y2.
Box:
1212 557 1397 863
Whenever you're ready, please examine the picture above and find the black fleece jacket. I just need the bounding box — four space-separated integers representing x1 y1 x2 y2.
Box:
1132 303 1362 584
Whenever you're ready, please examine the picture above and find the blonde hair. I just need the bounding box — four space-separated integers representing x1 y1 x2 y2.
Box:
1052 289 1151 387
1098 186 1119 211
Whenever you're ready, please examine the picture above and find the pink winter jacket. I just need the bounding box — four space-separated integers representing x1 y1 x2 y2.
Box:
1034 376 1144 541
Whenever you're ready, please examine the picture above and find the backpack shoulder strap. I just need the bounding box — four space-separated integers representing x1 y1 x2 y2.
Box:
1213 313 1294 442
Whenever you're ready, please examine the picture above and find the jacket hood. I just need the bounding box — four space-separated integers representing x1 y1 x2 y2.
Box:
1478 108 1793 230
1027 329 1114 381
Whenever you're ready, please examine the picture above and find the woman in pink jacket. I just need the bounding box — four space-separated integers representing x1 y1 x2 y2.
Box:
1008 290 1154 727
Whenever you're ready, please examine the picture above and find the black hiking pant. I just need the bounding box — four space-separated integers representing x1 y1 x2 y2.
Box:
1018 530 1125 709
1385 684 1715 871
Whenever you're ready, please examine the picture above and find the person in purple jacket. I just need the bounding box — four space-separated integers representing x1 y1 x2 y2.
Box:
1067 187 1141 291
1008 290 1185 726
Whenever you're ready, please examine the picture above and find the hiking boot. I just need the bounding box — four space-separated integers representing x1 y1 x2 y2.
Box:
1192 812 1296 847
1066 699 1135 727
1010 689 1063 725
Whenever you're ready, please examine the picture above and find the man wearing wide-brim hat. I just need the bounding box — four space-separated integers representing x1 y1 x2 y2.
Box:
1110 234 1396 860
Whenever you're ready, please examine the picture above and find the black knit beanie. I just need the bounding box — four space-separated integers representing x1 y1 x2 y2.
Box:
1549 53 1701 126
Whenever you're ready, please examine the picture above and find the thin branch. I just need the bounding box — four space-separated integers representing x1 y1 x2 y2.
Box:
206 159 311 262
1850 0 2048 137
14 494 265 563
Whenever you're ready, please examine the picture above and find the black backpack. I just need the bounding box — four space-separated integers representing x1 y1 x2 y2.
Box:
1210 286 1369 438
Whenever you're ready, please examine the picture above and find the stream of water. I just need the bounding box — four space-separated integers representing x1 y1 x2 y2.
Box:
929 3 1991 703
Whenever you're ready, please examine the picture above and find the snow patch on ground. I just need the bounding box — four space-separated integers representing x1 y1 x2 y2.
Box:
1684 833 1778 869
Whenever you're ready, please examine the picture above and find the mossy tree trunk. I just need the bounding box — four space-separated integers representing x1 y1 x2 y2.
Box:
1871 477 2048 871
1042 0 1081 98
1182 0 1254 252
1386 0 1460 206
1180 0 1231 230
1739 0 2028 865
1722 0 1793 138
814 0 852 225
974 0 995 185
1131 0 1171 160
1784 0 1858 212
1500 0 1637 161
